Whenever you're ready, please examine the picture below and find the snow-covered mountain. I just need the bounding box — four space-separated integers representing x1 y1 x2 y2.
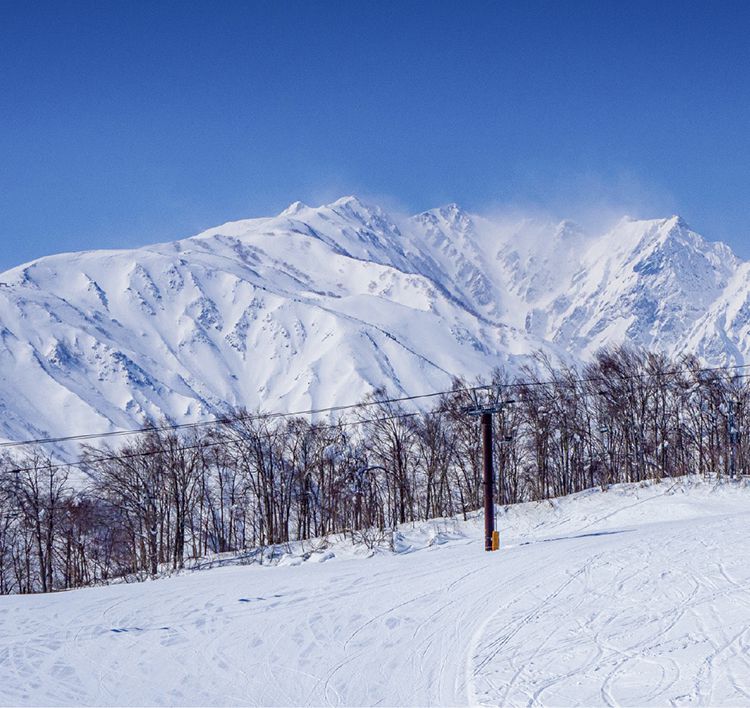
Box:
0 196 746 445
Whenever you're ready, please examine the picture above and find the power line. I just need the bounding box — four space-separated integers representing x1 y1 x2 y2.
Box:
1 360 749 452
3 410 430 476
0 385 489 450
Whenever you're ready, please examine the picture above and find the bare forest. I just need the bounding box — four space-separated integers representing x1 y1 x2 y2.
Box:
0 347 746 595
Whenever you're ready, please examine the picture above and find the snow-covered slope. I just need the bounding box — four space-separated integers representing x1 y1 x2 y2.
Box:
543 216 738 357
1 477 749 706
0 196 747 444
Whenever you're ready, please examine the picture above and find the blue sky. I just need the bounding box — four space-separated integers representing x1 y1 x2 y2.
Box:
1 1 749 270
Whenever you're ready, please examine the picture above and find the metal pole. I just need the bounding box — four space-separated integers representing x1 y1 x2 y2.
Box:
729 401 737 480
482 412 494 552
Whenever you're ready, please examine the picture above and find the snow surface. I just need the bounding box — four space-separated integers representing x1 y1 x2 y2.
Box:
2 477 750 706
0 196 746 449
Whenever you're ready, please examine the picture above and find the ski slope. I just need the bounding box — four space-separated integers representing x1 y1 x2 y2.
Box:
1 478 750 707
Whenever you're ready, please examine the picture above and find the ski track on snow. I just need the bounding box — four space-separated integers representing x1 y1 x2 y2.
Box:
1 480 750 706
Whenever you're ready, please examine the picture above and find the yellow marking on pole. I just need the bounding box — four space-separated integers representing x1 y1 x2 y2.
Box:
491 530 499 551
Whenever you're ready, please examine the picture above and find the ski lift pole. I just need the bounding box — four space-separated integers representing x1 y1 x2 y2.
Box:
481 412 494 552
465 398 515 552
728 401 738 480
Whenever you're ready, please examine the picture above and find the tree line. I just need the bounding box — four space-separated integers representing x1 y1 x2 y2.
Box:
0 346 746 594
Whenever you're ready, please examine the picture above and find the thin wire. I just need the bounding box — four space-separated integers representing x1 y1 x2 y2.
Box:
1 361 749 451
0 386 484 450
3 410 434 476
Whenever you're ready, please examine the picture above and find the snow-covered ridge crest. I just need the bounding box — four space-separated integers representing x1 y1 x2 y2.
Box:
0 196 745 445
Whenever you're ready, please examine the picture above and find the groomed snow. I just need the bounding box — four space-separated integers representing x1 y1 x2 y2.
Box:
1 477 749 706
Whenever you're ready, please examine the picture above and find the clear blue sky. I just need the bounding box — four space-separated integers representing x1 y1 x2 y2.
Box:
1 0 749 270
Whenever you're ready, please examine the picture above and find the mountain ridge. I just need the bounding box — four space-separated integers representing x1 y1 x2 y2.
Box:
0 196 746 447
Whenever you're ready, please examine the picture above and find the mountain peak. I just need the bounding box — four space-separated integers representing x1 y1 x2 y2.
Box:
329 195 373 211
646 215 701 248
326 195 395 225
665 214 689 231
437 202 469 220
280 200 309 217
414 203 473 231
280 196 382 220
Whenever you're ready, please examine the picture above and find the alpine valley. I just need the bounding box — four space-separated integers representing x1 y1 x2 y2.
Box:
0 196 747 446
